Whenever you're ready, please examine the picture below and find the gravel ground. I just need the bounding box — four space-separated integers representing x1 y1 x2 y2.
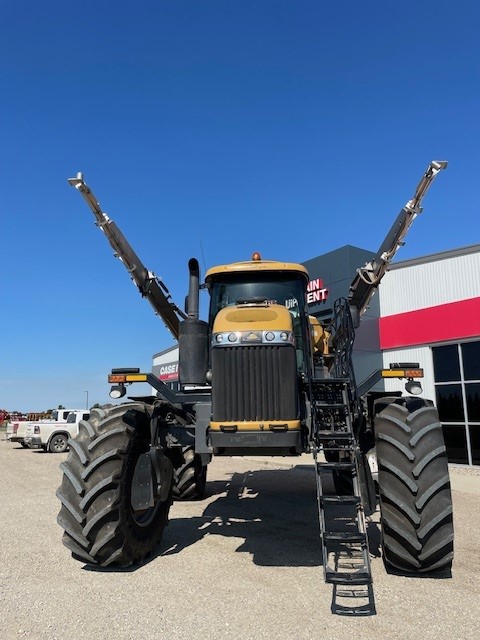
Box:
1 440 479 640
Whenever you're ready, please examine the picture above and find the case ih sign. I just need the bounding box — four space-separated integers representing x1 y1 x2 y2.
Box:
158 362 179 381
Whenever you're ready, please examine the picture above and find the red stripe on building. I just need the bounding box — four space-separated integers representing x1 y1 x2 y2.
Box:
379 297 480 350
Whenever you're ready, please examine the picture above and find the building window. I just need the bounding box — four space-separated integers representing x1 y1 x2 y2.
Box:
463 341 480 380
433 344 460 382
433 341 480 466
435 384 464 422
441 425 468 465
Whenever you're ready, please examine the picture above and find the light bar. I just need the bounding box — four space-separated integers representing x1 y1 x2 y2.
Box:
109 374 126 383
108 373 148 383
381 368 423 379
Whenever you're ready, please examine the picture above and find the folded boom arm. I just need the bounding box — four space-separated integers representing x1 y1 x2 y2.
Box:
348 160 447 320
68 172 186 340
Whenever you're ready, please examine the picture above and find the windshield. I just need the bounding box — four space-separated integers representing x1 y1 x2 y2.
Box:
51 411 58 421
209 272 309 370
209 273 306 319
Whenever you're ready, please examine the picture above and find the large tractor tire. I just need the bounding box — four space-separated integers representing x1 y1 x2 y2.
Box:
173 446 207 501
56 403 173 567
375 396 454 575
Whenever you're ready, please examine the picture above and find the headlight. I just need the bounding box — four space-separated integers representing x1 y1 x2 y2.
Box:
109 384 126 399
405 379 423 395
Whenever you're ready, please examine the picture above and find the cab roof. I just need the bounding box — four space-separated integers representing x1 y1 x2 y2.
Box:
205 259 309 282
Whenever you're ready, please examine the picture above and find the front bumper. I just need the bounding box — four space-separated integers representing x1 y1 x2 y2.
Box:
209 429 303 456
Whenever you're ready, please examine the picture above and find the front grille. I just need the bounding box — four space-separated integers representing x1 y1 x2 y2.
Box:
211 345 297 422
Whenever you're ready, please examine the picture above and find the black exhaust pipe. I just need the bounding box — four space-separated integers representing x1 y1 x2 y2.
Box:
187 258 200 320
179 257 209 385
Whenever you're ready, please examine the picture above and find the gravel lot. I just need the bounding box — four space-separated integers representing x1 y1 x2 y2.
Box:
1 440 479 640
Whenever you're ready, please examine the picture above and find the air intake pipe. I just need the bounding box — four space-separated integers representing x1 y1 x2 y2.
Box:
179 258 209 385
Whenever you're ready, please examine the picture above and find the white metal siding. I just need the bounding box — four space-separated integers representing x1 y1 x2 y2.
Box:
153 347 179 367
382 346 435 401
152 346 179 393
380 252 480 316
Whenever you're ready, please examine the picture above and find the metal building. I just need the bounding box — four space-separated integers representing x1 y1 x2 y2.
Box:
378 244 480 466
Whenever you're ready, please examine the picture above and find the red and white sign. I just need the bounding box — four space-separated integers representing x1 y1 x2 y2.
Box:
307 278 328 304
158 362 179 381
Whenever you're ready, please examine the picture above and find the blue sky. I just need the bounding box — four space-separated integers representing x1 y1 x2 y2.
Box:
1 1 479 412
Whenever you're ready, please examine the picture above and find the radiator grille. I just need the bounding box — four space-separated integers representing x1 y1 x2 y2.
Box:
211 345 298 422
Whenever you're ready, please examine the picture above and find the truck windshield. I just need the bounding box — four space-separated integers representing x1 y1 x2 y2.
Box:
51 411 58 421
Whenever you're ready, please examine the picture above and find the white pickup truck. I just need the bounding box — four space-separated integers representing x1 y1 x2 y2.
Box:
8 409 74 448
24 410 90 453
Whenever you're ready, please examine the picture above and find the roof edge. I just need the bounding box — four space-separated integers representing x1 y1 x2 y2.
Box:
152 344 178 359
389 243 480 270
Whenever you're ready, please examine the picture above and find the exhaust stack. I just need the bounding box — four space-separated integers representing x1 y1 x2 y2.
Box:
187 258 200 320
179 258 209 386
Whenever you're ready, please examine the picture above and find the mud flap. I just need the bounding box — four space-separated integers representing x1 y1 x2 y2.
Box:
131 450 173 510
131 453 155 510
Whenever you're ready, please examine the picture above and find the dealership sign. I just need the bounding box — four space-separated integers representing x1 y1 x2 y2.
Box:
158 362 179 381
307 278 329 304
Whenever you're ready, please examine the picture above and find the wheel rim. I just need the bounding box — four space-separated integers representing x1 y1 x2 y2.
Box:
51 436 67 452
131 503 160 527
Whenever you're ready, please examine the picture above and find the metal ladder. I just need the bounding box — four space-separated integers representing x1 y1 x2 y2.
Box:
311 378 375 615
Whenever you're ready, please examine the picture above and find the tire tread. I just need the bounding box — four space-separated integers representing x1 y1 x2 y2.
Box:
56 402 172 567
376 396 454 575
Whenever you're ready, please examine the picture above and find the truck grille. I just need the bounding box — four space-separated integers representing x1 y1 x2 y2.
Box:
211 345 297 422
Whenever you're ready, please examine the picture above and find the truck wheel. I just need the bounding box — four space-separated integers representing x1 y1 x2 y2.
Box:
173 446 207 501
21 442 29 449
375 397 454 575
56 403 173 567
49 434 68 453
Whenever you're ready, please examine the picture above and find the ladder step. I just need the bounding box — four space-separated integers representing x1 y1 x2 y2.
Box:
320 496 361 506
317 462 355 472
314 403 348 408
325 568 371 585
323 532 367 544
317 430 352 438
332 603 374 617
